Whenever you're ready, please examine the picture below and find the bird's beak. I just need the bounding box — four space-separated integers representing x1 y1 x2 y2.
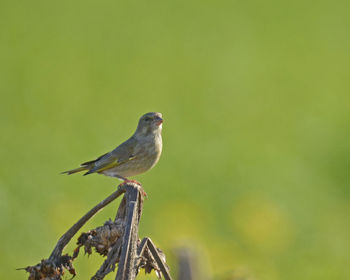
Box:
155 116 163 126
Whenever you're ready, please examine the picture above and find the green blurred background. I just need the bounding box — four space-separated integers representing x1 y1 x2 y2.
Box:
1 0 349 279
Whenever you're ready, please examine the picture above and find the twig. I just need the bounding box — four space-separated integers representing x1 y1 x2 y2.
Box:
49 185 125 261
147 238 172 280
91 238 123 280
136 238 148 257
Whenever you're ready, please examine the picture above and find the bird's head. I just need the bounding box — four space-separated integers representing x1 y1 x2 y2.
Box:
135 112 163 136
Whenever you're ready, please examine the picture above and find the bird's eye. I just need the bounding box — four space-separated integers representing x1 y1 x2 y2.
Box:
144 117 151 122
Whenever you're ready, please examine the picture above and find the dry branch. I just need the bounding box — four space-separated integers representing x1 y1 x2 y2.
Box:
22 182 172 280
50 185 126 261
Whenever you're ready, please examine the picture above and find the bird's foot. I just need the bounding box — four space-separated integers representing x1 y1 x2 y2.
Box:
119 179 147 198
121 179 142 186
141 188 148 198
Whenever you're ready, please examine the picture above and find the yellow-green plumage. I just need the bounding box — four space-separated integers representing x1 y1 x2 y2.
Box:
62 166 87 175
62 112 163 181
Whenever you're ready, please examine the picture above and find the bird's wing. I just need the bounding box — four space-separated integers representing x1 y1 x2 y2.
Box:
81 152 109 167
83 137 136 175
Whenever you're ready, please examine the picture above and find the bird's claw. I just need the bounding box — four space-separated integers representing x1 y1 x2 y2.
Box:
120 179 142 186
119 179 147 197
141 189 148 198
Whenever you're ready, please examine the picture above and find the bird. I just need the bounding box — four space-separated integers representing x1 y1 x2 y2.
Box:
62 112 163 186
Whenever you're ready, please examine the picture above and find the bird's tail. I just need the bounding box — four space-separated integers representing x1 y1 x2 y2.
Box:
61 166 87 175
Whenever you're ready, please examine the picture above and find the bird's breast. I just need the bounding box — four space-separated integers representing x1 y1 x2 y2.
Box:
135 134 162 167
104 134 162 178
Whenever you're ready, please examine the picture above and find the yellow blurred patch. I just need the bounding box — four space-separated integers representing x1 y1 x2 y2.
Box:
231 195 294 253
153 201 208 242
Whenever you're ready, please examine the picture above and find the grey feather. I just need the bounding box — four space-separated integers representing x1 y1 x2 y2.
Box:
63 112 163 179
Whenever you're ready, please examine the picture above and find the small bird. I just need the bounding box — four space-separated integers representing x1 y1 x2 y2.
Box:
62 112 163 185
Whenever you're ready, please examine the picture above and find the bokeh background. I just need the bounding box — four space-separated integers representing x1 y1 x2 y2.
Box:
1 1 349 279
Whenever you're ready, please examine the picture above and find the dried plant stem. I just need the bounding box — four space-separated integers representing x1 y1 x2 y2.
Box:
23 182 173 280
147 238 172 280
49 185 126 261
